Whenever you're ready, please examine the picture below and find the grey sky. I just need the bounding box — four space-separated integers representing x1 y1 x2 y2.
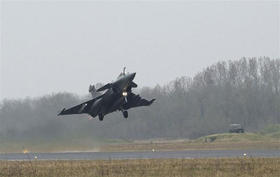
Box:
1 1 279 100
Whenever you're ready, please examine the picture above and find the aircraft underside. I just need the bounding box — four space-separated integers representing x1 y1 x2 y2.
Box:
58 68 155 121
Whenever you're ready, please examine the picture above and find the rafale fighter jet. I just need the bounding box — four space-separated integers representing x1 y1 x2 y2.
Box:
58 68 155 121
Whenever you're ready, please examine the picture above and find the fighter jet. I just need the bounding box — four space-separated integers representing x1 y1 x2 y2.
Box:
58 68 155 121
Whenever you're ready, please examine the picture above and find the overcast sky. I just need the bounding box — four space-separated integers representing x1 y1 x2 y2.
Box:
1 0 279 100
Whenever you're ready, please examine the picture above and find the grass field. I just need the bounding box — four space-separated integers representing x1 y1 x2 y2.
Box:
102 130 280 152
101 140 280 152
101 132 280 152
1 133 279 153
1 124 280 153
1 158 280 177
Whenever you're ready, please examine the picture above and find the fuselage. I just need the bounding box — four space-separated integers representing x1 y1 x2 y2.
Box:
57 70 155 121
89 72 136 117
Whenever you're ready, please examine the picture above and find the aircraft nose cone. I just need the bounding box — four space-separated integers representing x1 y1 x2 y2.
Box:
130 72 136 80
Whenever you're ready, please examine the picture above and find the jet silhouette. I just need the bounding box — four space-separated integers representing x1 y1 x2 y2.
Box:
58 68 155 121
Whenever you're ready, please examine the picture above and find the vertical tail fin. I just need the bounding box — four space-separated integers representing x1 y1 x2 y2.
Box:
89 85 96 98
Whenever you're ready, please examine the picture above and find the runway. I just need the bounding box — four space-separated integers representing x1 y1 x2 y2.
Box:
1 149 280 160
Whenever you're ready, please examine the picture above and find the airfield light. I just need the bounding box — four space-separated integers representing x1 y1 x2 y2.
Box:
23 149 29 154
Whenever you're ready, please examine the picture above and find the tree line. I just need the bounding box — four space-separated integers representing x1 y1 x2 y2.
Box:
1 57 280 141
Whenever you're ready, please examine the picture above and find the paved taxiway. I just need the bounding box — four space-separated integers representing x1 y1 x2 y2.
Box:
1 149 280 160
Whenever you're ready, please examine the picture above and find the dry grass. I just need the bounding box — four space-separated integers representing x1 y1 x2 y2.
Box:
101 133 280 152
101 141 280 152
0 158 279 177
1 133 279 153
1 140 279 153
